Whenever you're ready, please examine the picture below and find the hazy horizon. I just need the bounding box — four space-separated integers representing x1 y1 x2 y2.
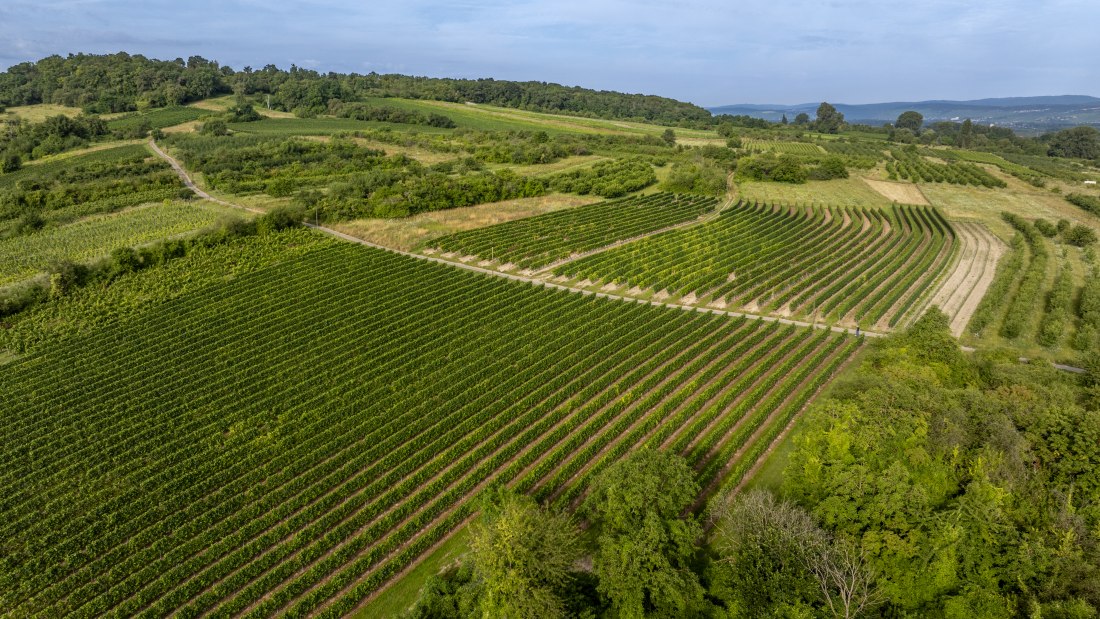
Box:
2 0 1098 107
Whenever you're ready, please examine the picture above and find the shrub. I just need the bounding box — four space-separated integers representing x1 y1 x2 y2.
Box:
1034 219 1058 238
1065 224 1098 247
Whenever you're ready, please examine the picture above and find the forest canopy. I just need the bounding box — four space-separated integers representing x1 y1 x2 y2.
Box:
0 53 712 125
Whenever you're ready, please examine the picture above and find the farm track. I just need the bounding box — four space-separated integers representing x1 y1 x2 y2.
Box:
4 143 1078 618
150 140 877 339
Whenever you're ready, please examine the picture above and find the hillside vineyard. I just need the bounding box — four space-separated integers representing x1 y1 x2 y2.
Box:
0 237 859 617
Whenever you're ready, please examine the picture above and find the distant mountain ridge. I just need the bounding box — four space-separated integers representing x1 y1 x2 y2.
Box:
708 95 1100 133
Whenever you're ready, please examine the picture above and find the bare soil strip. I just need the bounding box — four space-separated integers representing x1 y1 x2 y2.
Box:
946 223 1007 336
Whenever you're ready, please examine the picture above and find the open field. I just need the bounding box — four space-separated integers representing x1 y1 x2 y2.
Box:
863 177 930 205
331 194 595 251
0 103 84 122
919 183 1100 241
489 154 610 177
0 231 860 617
556 202 955 328
189 95 296 118
738 176 895 208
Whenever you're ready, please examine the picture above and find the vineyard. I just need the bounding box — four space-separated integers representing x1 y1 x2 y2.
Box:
0 234 860 618
0 200 232 285
106 107 211 133
967 212 1098 350
555 201 955 327
0 144 183 232
886 148 1007 187
931 148 1046 186
820 141 887 160
429 193 718 269
740 139 824 155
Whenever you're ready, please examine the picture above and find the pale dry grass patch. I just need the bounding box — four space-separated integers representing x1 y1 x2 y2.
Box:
330 193 597 251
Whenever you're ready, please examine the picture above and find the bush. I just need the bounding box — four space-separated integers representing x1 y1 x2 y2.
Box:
1065 224 1098 247
1066 193 1100 217
200 119 229 136
736 153 807 184
2 152 21 173
807 155 849 180
1034 218 1058 238
256 205 304 234
659 161 727 195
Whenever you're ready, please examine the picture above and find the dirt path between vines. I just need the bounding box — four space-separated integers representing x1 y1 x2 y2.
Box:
923 222 1006 336
150 140 878 340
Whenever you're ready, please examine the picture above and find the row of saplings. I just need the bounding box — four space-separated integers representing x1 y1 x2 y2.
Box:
403 450 877 619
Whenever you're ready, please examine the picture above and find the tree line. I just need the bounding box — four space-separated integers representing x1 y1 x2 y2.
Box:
0 53 711 125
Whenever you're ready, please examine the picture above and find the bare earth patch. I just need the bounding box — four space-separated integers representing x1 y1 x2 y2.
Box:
923 222 1007 336
862 178 931 205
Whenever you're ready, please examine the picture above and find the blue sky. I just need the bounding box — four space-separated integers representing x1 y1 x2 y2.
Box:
1 0 1097 106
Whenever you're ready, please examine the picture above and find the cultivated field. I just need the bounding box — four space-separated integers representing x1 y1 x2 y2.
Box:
0 233 860 617
555 201 955 328
0 201 234 285
429 193 719 269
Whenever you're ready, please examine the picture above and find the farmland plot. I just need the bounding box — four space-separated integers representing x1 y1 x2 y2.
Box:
0 234 860 618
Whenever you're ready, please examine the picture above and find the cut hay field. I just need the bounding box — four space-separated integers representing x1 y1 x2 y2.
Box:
332 193 596 251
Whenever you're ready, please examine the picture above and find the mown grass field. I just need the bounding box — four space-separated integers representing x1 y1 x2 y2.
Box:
332 193 596 251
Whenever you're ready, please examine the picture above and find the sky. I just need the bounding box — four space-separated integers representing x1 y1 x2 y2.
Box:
1 0 1097 107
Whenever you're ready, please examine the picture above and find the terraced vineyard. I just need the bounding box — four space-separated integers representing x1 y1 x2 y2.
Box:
0 235 859 618
556 201 955 327
428 193 718 269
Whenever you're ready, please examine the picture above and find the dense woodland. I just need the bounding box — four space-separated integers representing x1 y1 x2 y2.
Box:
0 53 711 124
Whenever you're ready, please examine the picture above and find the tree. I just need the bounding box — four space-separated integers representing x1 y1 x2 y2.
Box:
200 118 229 136
583 449 705 618
1047 126 1100 160
895 110 924 133
781 114 789 125
794 112 810 125
1065 224 1098 247
661 128 677 146
469 487 581 619
709 489 883 619
960 118 974 148
1 151 20 172
815 102 845 134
